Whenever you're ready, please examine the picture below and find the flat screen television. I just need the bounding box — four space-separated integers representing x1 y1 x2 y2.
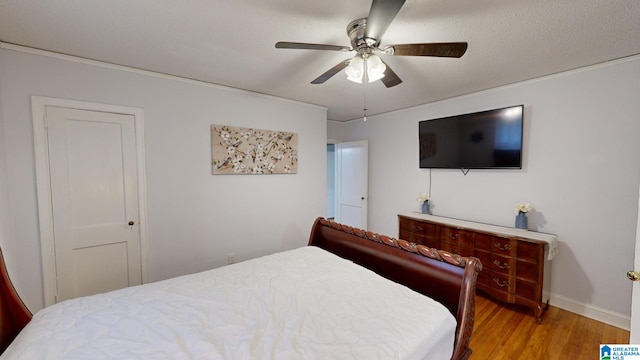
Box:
419 105 524 169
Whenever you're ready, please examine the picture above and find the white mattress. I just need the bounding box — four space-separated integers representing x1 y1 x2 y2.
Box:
3 246 456 359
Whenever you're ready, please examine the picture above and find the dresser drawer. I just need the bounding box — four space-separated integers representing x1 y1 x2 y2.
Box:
399 229 423 244
478 271 515 296
476 234 516 257
399 217 439 247
516 259 542 283
441 241 474 257
399 218 436 234
440 227 474 246
480 271 538 302
490 254 516 276
474 233 493 251
491 237 518 257
419 237 439 248
398 229 411 241
477 269 490 287
399 217 416 232
476 250 517 277
515 278 538 300
489 272 515 293
474 249 491 268
517 240 545 263
410 233 438 247
411 232 428 245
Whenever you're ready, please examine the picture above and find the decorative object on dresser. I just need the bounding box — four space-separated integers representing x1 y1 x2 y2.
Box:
399 213 558 324
514 202 533 230
417 193 430 214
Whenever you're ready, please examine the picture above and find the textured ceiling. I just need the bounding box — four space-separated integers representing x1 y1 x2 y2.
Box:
1 0 639 121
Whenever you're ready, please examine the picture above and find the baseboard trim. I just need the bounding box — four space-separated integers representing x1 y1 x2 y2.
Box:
550 294 630 330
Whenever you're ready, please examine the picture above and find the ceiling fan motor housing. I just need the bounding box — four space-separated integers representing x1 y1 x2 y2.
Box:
348 18 377 50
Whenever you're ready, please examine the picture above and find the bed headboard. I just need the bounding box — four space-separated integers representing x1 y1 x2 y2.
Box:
0 248 32 353
308 217 482 360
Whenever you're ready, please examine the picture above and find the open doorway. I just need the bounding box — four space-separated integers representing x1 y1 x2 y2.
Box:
326 144 336 220
327 140 368 229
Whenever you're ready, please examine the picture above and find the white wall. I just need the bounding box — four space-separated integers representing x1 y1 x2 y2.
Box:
0 65 17 292
332 56 640 327
327 120 346 142
0 46 327 312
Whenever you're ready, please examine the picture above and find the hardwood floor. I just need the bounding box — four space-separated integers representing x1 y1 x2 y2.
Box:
469 294 630 359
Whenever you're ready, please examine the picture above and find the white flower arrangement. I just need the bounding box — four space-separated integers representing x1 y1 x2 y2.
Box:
515 202 533 214
416 193 430 203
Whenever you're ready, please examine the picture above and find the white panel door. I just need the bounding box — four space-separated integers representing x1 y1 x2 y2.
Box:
630 184 640 341
335 140 368 229
46 106 142 302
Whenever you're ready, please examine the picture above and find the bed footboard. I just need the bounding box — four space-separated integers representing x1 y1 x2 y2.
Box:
0 248 32 353
308 217 482 360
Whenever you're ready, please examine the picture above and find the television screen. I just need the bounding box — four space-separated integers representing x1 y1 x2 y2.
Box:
419 105 524 169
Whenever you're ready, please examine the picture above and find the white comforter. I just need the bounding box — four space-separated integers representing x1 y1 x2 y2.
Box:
3 246 456 359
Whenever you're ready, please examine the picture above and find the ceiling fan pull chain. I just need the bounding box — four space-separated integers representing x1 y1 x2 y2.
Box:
363 57 368 121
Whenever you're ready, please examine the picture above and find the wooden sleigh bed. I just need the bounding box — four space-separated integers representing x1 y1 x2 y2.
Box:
0 217 481 359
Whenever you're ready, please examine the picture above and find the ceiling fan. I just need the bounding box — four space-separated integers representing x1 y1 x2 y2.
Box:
275 0 468 88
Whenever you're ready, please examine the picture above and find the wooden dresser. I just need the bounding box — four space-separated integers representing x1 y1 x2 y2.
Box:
398 213 557 323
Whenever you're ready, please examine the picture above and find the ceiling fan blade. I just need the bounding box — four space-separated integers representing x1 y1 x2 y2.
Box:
311 60 350 84
365 0 406 43
275 42 351 52
380 60 402 88
386 42 468 58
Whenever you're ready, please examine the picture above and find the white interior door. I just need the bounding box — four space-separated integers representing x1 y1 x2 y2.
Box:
629 184 640 341
335 140 368 229
46 106 142 302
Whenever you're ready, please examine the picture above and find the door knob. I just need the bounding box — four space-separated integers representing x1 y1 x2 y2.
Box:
627 270 640 281
128 221 135 226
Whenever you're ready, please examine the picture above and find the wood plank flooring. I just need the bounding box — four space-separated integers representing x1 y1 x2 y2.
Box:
469 294 629 359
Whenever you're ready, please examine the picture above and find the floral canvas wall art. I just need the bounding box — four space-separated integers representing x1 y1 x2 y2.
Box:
211 124 298 174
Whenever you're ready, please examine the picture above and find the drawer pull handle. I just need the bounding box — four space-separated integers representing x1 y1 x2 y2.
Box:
493 260 511 270
414 226 423 231
494 243 512 251
493 278 509 287
449 233 460 239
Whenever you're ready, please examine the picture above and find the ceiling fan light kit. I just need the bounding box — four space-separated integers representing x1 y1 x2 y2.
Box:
275 0 467 89
345 53 386 84
345 56 364 82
